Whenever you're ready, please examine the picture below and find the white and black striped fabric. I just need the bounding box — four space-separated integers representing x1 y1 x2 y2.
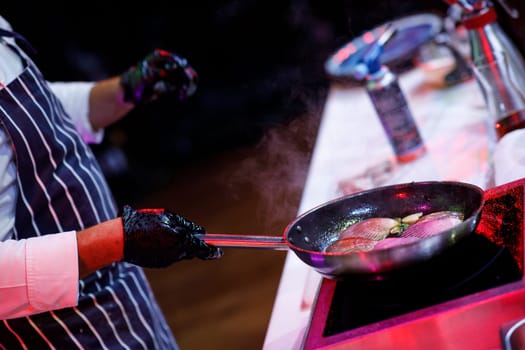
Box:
0 41 178 349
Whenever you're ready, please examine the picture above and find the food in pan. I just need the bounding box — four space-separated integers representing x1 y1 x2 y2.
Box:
402 210 464 238
324 236 378 253
373 236 421 249
338 217 402 241
325 210 464 254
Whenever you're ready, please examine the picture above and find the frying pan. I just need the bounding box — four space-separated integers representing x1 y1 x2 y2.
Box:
200 181 484 279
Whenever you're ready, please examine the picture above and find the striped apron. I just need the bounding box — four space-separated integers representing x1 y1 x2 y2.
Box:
0 41 178 349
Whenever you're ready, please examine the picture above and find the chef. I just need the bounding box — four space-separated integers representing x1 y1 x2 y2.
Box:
0 14 222 349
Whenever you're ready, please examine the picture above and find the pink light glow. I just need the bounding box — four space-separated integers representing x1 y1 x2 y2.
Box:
362 31 376 44
333 44 356 63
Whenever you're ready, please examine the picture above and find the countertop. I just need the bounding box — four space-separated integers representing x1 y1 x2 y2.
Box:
262 66 494 349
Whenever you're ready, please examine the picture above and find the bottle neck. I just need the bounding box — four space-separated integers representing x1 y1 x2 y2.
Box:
367 65 389 81
366 65 396 90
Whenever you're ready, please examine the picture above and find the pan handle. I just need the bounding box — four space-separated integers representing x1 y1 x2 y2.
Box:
196 233 288 250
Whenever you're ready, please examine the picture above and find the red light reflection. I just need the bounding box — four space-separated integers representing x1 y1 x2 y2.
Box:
362 31 376 44
396 191 408 199
333 44 356 63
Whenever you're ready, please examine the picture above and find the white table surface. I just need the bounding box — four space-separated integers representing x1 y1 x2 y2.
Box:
262 67 494 349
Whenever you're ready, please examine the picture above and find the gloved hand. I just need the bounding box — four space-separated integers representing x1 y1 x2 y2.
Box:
120 49 198 105
122 205 222 268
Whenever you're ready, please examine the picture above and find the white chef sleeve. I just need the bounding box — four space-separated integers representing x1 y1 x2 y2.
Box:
0 231 79 319
48 81 104 144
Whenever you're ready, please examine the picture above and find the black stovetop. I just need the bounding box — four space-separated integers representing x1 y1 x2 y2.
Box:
324 233 522 336
309 180 525 341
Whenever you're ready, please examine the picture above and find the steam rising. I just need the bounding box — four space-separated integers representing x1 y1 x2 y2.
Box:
229 99 324 230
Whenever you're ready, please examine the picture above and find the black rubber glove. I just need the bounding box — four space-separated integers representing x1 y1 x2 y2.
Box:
120 49 198 105
122 205 223 268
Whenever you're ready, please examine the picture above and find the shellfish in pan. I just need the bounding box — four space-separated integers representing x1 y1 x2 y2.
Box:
325 210 464 254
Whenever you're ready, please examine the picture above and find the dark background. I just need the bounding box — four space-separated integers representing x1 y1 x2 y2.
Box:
2 1 449 206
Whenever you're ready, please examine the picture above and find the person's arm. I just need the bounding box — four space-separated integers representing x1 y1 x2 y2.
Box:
77 206 224 276
0 231 79 320
87 77 134 131
88 48 199 130
76 217 124 278
50 49 198 142
0 223 124 319
0 206 222 320
48 79 133 142
49 79 133 143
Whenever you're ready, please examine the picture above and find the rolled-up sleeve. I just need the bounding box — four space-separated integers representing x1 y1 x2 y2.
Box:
0 231 79 319
48 81 104 144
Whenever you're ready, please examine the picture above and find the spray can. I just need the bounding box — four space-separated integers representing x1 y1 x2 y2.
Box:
350 24 426 163
365 60 426 163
